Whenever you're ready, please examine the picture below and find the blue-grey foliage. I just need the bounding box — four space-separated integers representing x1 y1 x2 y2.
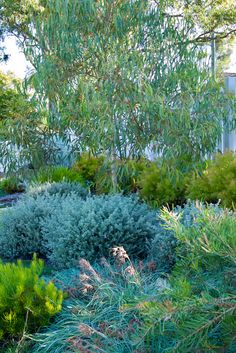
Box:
27 181 88 199
0 192 168 269
0 193 63 259
42 195 160 268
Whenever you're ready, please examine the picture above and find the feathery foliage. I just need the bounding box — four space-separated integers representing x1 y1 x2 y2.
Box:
129 206 236 352
0 255 63 341
138 163 188 207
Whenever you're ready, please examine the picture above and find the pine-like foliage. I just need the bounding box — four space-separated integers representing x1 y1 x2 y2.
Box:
131 206 236 352
138 164 188 207
72 153 105 187
0 255 63 341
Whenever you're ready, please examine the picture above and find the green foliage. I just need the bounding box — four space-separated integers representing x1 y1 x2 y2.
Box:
32 166 85 185
130 206 236 352
3 0 233 169
8 202 233 352
149 201 222 272
0 255 63 341
138 163 188 207
0 71 33 123
41 194 161 268
0 176 25 194
72 153 105 187
187 152 236 208
27 181 88 199
95 158 150 194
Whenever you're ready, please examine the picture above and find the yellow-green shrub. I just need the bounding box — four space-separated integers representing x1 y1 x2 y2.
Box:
0 255 63 340
187 152 236 208
72 153 105 185
138 164 187 207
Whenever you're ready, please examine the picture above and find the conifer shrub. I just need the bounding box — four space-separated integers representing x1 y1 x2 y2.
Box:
27 181 88 199
0 255 63 341
187 152 236 208
41 194 163 268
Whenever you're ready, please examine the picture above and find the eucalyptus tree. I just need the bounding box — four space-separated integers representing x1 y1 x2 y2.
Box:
25 1 235 159
1 0 236 177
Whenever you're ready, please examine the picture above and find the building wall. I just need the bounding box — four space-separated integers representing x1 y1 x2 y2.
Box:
223 74 236 152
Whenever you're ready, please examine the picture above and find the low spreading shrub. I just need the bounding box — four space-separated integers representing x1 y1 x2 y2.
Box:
27 181 88 199
32 166 85 185
42 194 163 268
187 152 236 208
0 255 63 341
0 192 174 270
138 163 188 207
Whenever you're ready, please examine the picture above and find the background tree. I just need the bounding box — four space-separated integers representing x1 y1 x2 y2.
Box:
0 0 236 176
172 0 236 75
0 71 32 121
25 1 236 160
0 70 62 172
